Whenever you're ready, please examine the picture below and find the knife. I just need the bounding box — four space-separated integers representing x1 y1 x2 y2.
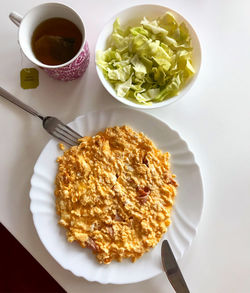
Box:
161 240 190 293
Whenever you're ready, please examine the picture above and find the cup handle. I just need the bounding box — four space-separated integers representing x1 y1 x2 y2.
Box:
9 11 23 27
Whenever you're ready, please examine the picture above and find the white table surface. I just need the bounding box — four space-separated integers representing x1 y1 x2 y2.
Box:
1 0 250 292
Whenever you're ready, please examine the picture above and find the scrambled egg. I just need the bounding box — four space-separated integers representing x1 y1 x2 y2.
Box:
55 125 177 264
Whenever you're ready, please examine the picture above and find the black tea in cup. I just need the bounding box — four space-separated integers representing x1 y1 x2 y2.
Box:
31 18 82 65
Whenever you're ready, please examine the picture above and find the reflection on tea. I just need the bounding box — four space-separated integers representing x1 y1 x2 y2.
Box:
31 18 82 65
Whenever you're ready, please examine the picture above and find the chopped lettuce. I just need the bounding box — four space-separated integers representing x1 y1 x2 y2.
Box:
115 74 133 97
96 12 195 105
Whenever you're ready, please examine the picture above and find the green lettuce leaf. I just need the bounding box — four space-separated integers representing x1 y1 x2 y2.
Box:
140 17 168 35
115 74 133 97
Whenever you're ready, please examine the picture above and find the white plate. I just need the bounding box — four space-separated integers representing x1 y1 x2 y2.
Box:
29 107 203 284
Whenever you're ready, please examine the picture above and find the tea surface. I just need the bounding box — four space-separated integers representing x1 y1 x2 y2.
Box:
32 18 82 65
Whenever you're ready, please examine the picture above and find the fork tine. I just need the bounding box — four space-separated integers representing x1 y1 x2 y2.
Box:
54 126 80 144
42 116 82 146
57 123 82 140
52 130 79 146
55 125 81 144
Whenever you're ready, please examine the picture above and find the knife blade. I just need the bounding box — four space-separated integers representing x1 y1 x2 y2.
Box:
161 240 190 293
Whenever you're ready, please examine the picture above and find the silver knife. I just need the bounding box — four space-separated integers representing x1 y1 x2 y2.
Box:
161 240 190 293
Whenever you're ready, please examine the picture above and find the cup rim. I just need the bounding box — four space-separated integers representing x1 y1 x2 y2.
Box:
18 2 86 69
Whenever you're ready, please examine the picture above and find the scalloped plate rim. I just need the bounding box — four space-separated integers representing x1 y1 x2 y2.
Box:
29 106 204 284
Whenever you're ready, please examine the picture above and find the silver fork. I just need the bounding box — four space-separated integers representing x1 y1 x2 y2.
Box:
0 86 82 146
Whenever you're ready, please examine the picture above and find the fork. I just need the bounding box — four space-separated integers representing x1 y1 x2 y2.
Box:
0 86 82 146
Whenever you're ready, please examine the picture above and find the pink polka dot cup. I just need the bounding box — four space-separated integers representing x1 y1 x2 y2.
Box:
9 3 90 81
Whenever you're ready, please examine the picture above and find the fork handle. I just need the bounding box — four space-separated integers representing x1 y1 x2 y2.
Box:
0 86 44 120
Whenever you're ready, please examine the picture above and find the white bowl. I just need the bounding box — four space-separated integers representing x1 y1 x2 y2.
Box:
95 4 202 109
